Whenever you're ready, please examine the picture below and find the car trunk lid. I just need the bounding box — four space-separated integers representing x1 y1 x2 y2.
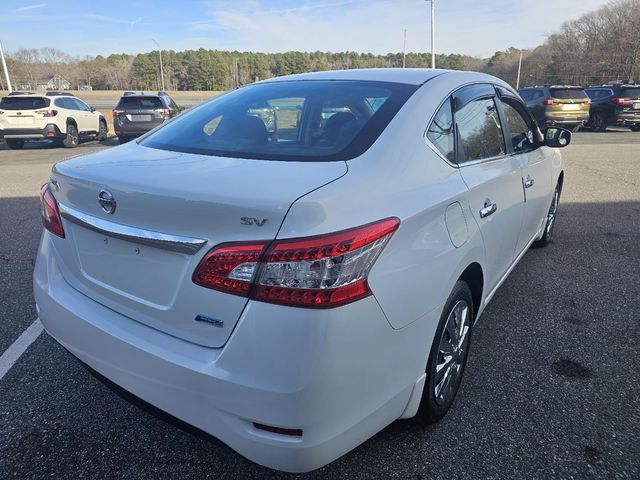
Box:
0 96 50 129
547 88 590 114
49 142 347 347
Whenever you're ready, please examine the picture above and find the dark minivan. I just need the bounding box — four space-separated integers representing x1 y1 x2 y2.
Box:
112 92 183 143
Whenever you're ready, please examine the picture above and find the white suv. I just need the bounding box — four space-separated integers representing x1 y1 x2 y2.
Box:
0 93 107 149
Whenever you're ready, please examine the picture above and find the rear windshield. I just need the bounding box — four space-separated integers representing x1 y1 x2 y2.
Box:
621 87 640 99
117 96 164 109
140 80 417 161
550 88 588 100
0 96 50 110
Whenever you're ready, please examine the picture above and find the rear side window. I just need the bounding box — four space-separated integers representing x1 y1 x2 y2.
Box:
141 80 417 161
0 96 50 110
117 96 164 109
426 99 455 162
621 87 640 99
519 90 533 102
549 88 588 100
455 97 505 162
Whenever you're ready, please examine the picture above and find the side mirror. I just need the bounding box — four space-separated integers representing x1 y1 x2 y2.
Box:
179 106 185 113
544 126 572 148
90 106 96 113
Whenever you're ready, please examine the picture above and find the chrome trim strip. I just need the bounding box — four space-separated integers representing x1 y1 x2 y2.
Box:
58 203 207 255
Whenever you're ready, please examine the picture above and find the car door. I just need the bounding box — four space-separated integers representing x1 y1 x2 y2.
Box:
453 84 525 293
496 91 552 255
71 98 97 132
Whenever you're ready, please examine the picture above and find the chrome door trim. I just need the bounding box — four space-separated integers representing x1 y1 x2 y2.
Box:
58 203 207 255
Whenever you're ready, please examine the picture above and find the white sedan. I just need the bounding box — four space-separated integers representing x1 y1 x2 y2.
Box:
34 68 568 472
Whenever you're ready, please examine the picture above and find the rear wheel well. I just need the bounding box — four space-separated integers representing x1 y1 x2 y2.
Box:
66 118 78 132
459 263 483 321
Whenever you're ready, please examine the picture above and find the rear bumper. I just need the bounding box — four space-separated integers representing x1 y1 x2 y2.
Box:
615 113 640 126
0 124 65 140
114 119 163 137
33 231 435 472
542 115 589 126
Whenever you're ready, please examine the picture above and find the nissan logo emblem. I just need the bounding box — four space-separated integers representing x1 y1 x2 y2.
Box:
98 189 116 214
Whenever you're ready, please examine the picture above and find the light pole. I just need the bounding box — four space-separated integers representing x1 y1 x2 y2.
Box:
516 49 525 89
424 0 435 69
402 29 407 68
0 40 13 92
151 38 165 91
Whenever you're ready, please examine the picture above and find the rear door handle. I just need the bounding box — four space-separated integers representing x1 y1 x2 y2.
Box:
479 199 498 218
524 176 535 189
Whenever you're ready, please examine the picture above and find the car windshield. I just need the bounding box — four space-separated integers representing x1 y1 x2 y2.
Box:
117 96 164 109
550 88 588 100
621 87 640 99
0 96 50 110
140 80 417 161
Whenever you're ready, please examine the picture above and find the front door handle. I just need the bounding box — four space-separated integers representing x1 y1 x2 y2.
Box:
479 199 498 218
524 175 535 189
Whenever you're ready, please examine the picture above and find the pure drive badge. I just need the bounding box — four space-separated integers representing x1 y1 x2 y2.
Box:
195 314 224 328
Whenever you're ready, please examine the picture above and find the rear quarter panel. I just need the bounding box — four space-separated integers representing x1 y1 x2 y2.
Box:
278 72 489 331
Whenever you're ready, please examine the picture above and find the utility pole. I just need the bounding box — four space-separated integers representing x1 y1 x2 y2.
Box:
402 29 407 68
151 38 165 91
516 49 524 89
0 40 13 92
424 0 435 69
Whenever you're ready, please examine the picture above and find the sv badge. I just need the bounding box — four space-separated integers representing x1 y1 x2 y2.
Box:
240 217 268 227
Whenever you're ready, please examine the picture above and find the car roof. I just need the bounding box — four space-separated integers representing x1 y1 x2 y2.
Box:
2 94 49 99
520 85 583 89
119 93 163 99
257 68 456 86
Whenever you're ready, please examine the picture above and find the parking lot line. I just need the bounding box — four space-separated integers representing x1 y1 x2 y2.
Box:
0 318 43 380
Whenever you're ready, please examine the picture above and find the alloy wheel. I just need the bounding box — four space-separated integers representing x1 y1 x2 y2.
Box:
434 300 471 406
545 187 560 240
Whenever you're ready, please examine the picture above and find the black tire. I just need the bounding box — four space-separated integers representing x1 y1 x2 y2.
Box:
5 139 25 150
589 112 606 132
415 280 474 425
97 120 108 141
63 123 79 148
532 183 560 248
630 125 640 132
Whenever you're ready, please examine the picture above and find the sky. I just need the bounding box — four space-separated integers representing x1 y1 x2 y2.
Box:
1 0 611 59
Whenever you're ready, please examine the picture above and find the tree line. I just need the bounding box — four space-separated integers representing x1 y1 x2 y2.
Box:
1 0 638 92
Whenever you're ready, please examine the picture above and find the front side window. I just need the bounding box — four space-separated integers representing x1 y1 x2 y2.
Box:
499 99 537 153
72 99 90 111
455 97 505 163
141 80 417 161
426 99 455 162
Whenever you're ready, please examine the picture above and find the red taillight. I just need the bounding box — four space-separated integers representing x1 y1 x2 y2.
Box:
582 99 591 106
112 109 123 117
543 98 558 106
192 242 269 296
162 108 171 119
612 97 632 105
192 218 400 308
35 109 58 117
40 184 65 238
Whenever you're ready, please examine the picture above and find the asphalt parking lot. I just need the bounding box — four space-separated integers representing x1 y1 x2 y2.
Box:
1 131 639 479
